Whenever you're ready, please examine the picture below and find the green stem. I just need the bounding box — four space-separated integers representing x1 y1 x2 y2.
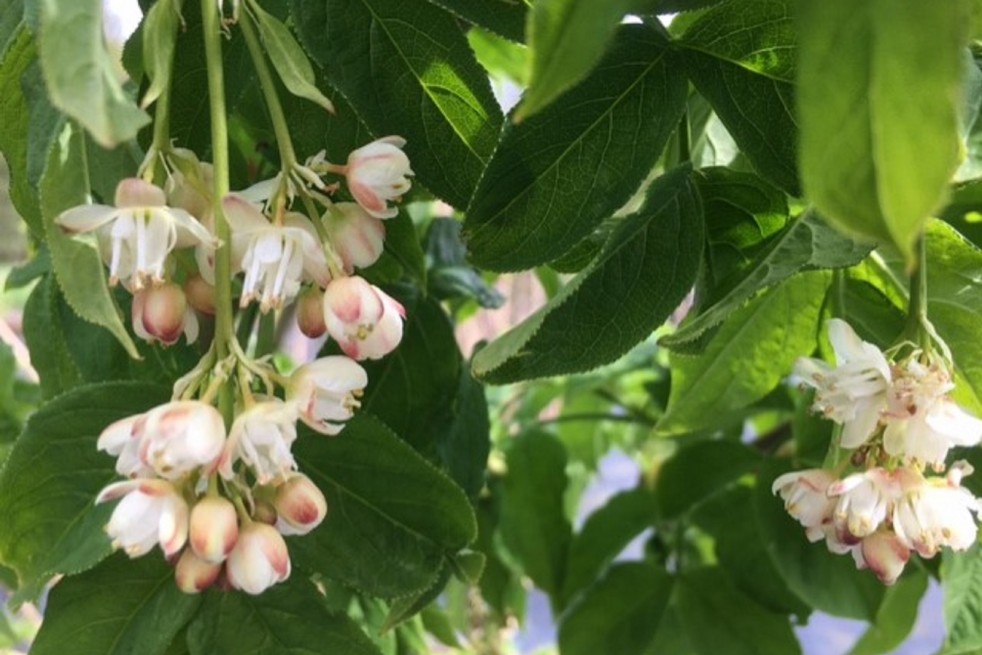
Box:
829 268 847 319
201 0 236 422
904 235 930 349
150 77 172 156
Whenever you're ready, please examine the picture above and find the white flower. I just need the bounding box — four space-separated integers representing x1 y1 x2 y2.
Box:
96 479 189 557
322 276 405 360
828 468 901 541
138 401 227 480
287 355 368 435
97 414 153 478
219 399 299 484
893 462 981 557
323 202 385 273
131 282 199 346
57 178 218 291
882 356 982 468
852 530 910 586
226 522 291 595
223 194 330 312
345 137 413 219
793 319 892 448
273 473 328 536
771 468 837 542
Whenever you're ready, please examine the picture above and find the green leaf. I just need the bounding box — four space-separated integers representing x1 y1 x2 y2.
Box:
755 460 885 620
464 26 688 271
249 0 334 113
468 26 528 86
558 563 673 655
516 0 638 121
436 366 491 498
139 0 181 109
425 0 527 43
943 542 982 654
676 567 801 655
678 0 795 83
798 0 966 262
849 567 927 655
187 576 381 655
36 0 149 147
31 553 200 655
425 218 504 308
380 213 426 287
291 414 476 599
382 566 452 632
472 166 704 384
0 382 169 602
0 1 22 63
22 275 82 398
560 488 659 607
291 0 502 209
499 431 572 600
646 0 727 12
656 441 761 519
662 210 871 349
359 294 460 453
657 271 829 435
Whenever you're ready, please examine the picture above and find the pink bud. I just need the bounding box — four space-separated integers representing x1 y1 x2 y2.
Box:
189 496 239 563
174 548 222 594
274 474 328 536
296 287 327 339
226 522 291 595
324 203 385 273
184 274 216 315
322 276 405 360
345 137 413 219
132 282 198 346
856 531 910 585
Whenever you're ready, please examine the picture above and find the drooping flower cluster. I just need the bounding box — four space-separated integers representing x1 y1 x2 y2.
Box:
774 319 982 584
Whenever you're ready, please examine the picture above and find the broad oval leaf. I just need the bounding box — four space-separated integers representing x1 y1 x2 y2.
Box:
472 165 704 384
464 26 688 271
942 542 982 654
798 0 966 262
37 0 149 147
290 414 476 599
424 0 526 43
656 441 761 519
0 381 168 602
291 0 502 208
31 554 201 655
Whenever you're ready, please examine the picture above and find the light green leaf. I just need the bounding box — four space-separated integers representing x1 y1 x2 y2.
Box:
943 542 982 653
41 124 141 359
37 0 149 147
798 0 966 262
31 554 200 655
425 0 527 43
140 0 182 109
558 563 672 655
0 382 169 603
291 0 502 209
249 0 334 113
468 26 528 86
516 0 638 122
464 26 688 271
499 431 572 600
291 414 476 599
22 275 82 398
187 577 381 655
657 271 829 435
849 567 927 655
656 441 761 519
472 166 703 384
0 0 22 63
676 567 801 655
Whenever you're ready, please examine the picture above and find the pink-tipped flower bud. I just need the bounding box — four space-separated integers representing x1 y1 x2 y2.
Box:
324 203 385 273
132 282 199 346
296 287 327 339
226 522 291 595
184 274 216 315
322 276 405 360
274 474 327 536
854 531 910 585
175 548 222 594
189 495 239 563
345 137 413 219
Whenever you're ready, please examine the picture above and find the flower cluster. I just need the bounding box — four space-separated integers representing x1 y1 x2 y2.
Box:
774 320 982 584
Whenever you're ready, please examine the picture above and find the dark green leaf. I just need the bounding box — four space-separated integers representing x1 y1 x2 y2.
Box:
0 382 169 602
36 0 149 146
849 567 927 655
516 0 638 121
380 213 426 287
645 0 727 12
561 488 659 607
499 431 571 599
436 366 490 497
383 565 452 632
474 491 527 622
0 0 22 63
558 563 672 655
464 26 687 271
657 271 829 435
291 414 476 599
681 48 799 195
798 0 966 262
676 567 801 655
656 441 761 519
425 0 526 43
425 218 503 308
22 275 82 398
187 576 381 655
943 542 982 654
291 0 502 208
472 166 703 383
31 554 200 655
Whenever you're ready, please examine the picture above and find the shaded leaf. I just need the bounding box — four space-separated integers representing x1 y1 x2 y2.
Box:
436 366 491 497
425 0 526 43
139 0 181 109
849 568 928 655
656 441 761 519
943 542 982 654
0 28 42 238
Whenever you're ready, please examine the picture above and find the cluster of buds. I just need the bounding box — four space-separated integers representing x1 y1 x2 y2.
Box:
94 355 367 594
774 319 982 584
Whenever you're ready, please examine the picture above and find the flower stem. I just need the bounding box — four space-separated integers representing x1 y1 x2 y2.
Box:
201 0 236 423
904 235 930 350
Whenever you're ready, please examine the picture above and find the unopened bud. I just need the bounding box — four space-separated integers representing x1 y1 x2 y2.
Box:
132 282 197 346
274 473 328 536
226 522 291 595
184 274 216 315
175 548 222 593
297 287 327 339
189 495 239 563
324 203 385 273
